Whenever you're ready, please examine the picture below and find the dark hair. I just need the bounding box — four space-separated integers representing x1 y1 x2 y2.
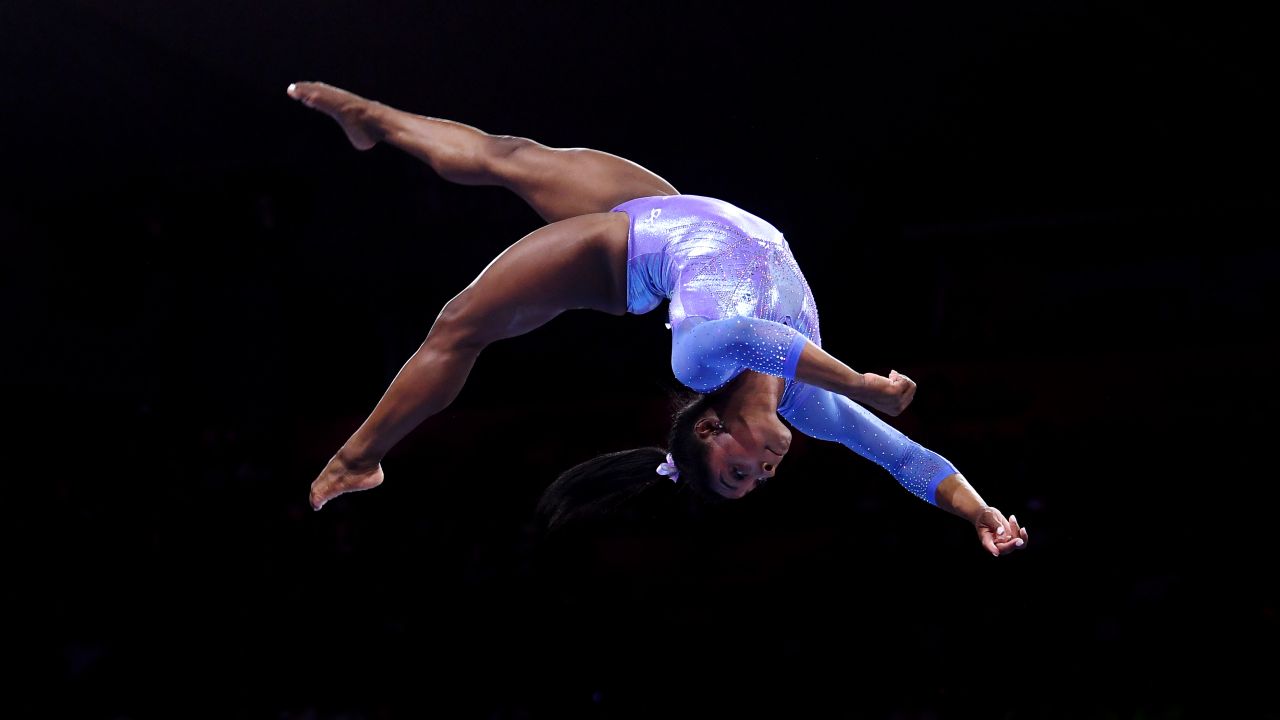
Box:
665 391 717 498
533 391 724 539
534 445 670 536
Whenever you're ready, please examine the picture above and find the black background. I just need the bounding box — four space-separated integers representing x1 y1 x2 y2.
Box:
7 1 1277 718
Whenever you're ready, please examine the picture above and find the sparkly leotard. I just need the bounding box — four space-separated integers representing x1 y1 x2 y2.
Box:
613 194 958 505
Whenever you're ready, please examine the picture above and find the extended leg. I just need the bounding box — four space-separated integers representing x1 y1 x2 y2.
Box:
308 212 629 509
287 82 678 223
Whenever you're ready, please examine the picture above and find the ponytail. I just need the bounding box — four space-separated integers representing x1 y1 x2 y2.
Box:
534 446 670 537
534 390 726 539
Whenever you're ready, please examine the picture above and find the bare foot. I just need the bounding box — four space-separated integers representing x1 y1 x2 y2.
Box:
310 452 385 510
286 81 382 150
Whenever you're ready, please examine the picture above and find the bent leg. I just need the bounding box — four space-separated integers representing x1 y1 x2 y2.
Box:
288 82 678 223
309 212 629 509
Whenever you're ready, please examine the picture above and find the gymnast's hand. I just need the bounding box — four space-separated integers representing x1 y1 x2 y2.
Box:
975 506 1029 558
310 450 384 511
859 370 917 416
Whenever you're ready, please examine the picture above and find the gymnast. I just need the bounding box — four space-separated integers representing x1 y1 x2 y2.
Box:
288 81 1028 557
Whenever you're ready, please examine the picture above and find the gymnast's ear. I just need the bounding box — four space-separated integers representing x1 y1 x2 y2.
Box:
693 413 723 440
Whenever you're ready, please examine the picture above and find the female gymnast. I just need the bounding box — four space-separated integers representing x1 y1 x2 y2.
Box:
289 81 1028 558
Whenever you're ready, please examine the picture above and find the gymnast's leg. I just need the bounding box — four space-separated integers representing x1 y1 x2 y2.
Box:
286 81 678 222
306 211 630 510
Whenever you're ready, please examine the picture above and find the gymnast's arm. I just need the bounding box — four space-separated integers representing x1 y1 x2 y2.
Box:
780 383 1028 556
780 382 958 505
670 315 807 392
792 340 916 416
670 316 916 414
672 318 1027 553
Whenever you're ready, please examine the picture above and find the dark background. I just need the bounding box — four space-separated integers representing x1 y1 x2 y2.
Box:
7 1 1276 717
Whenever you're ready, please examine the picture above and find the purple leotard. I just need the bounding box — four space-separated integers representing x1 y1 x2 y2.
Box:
613 194 958 505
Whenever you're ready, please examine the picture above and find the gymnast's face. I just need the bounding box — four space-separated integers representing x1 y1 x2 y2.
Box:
696 414 792 499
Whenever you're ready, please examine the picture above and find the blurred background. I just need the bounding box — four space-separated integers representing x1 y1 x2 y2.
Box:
7 0 1276 717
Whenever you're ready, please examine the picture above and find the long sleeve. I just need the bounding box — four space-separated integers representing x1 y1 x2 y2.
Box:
670 315 811 393
779 383 958 505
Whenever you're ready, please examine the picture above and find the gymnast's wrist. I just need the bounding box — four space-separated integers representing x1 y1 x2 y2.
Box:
845 371 875 402
963 504 990 525
934 472 985 522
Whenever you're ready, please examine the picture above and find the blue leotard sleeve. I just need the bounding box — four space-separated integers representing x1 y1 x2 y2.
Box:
670 316 811 393
779 383 959 505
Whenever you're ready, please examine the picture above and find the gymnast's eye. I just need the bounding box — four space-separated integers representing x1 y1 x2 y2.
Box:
733 468 747 481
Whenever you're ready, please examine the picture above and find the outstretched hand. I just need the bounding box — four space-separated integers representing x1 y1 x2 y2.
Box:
860 370 917 416
310 451 384 511
974 507 1029 557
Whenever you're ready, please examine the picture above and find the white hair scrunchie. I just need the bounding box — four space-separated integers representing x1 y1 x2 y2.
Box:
655 453 680 483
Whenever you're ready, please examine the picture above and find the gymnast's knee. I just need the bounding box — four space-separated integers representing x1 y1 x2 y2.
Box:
425 289 497 353
482 134 542 173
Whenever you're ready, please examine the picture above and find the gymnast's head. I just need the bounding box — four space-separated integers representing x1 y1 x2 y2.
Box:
534 391 791 538
667 391 791 500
